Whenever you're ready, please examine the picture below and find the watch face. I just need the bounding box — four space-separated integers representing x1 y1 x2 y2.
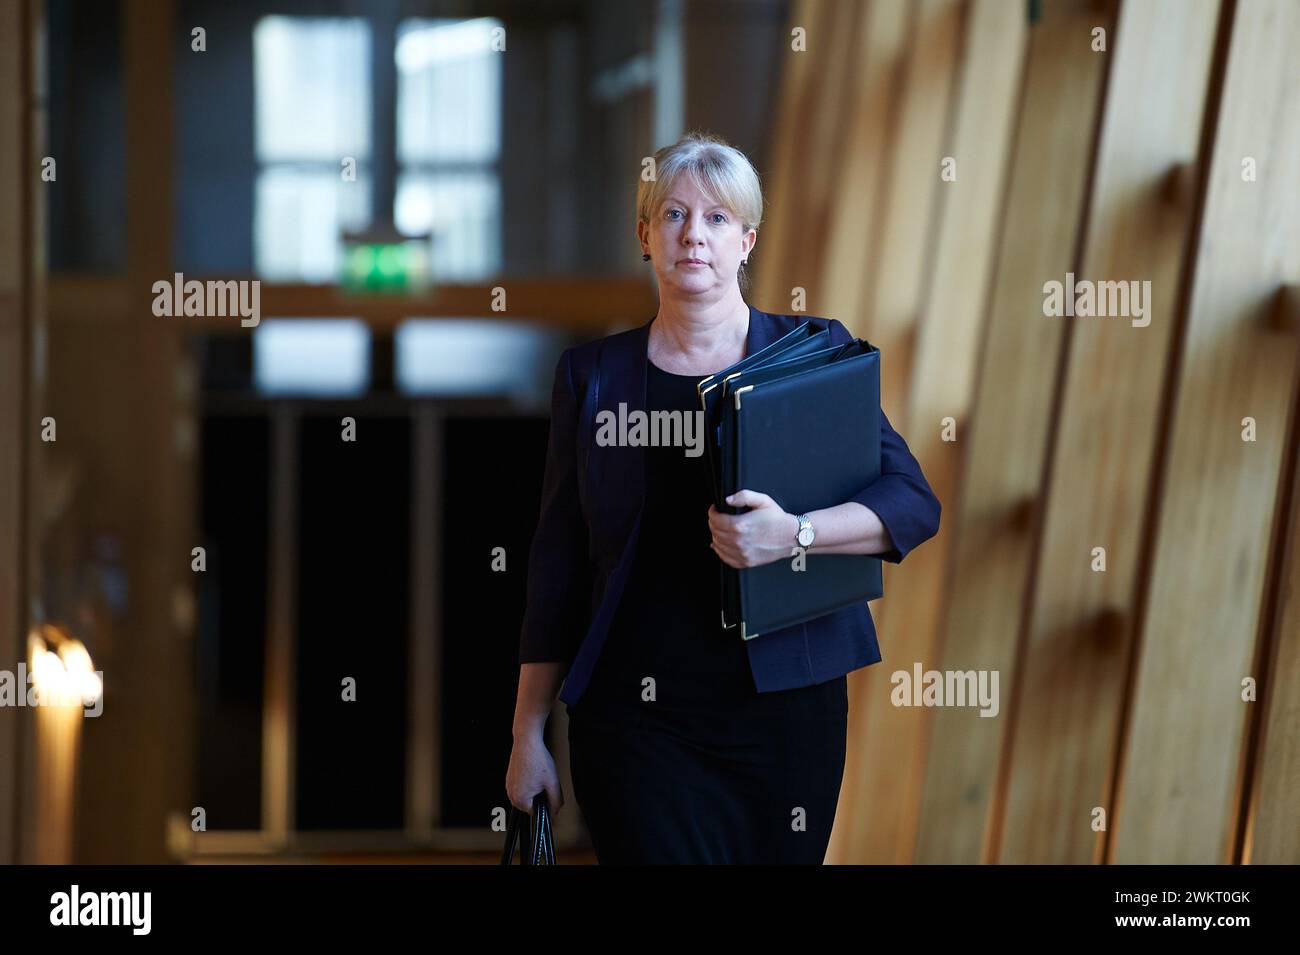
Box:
798 526 814 547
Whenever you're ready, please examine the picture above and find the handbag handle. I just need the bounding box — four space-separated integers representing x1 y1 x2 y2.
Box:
500 791 557 865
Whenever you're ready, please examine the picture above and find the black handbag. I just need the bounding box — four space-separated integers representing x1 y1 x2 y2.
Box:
499 791 557 865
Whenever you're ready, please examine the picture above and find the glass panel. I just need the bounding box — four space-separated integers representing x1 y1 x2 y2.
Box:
46 0 126 271
253 16 371 162
254 167 371 282
395 318 558 400
396 17 502 163
394 171 500 281
253 319 371 396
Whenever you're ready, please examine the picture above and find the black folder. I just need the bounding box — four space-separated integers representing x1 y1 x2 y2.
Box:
696 322 831 512
695 322 883 639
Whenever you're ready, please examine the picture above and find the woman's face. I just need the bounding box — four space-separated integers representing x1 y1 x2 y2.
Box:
640 175 755 298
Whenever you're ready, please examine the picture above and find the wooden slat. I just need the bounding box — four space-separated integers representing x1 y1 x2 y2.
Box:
910 0 1114 864
992 0 1221 864
752 0 828 310
862 0 963 420
406 406 439 836
1111 0 1300 864
127 0 186 863
46 276 658 333
753 0 861 313
45 275 132 324
262 405 298 842
72 0 189 864
820 0 910 333
830 0 1028 864
0 0 33 868
1246 347 1300 862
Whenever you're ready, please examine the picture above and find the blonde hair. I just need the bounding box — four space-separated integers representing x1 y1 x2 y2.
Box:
637 131 764 293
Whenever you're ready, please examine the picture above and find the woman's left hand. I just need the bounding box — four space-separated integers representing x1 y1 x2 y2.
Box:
708 489 799 569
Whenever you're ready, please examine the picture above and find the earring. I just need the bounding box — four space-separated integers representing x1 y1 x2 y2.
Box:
642 252 651 261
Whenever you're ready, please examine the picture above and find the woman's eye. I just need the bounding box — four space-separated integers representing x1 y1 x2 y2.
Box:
664 209 727 222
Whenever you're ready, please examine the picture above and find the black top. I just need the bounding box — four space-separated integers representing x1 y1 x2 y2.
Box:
562 357 851 864
574 359 767 718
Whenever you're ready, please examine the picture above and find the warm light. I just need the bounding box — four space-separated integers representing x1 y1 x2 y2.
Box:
26 628 100 708
31 648 67 698
27 631 47 665
24 627 94 865
58 640 103 707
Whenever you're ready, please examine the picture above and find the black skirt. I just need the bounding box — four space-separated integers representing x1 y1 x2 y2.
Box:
565 359 849 864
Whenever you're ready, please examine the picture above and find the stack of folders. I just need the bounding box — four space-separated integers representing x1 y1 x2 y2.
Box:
695 321 884 640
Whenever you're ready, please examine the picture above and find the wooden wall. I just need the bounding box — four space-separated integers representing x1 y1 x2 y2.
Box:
998 0 1219 865
919 0 1114 865
1109 0 1300 864
5 0 1296 865
755 0 1300 863
0 0 41 867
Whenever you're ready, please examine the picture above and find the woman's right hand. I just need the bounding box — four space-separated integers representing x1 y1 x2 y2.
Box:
506 730 565 817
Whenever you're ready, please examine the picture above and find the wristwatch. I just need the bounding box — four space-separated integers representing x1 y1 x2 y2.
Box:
795 513 815 548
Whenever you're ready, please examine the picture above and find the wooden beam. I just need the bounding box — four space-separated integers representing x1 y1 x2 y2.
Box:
1111 0 1300 864
819 0 910 337
0 0 38 868
1244 324 1300 862
46 275 132 324
406 405 439 837
263 404 298 842
864 0 964 421
830 0 1028 864
753 0 860 314
73 0 189 864
46 276 658 334
992 0 1221 865
909 0 1114 864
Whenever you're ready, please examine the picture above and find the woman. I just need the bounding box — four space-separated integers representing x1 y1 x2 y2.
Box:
505 131 940 864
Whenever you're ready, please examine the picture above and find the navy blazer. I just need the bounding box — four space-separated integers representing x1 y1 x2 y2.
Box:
518 303 941 707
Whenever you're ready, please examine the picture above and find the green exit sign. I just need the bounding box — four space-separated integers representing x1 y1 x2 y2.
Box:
342 241 429 292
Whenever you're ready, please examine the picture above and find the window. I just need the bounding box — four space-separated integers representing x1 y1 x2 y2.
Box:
253 17 371 282
395 18 503 280
252 15 503 283
394 318 558 401
253 319 371 395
